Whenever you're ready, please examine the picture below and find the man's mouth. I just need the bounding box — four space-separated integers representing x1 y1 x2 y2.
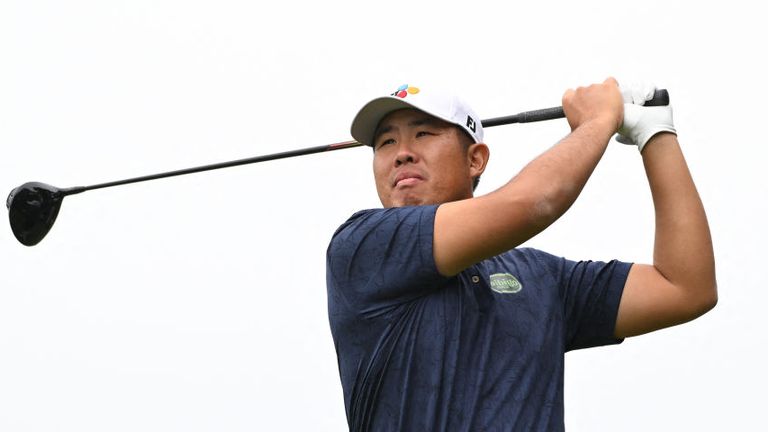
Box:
396 177 422 187
393 172 425 188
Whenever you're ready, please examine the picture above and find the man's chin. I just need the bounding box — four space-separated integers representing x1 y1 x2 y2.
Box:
389 193 434 208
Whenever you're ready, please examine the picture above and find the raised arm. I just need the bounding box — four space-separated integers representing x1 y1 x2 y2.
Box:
614 132 717 337
434 78 624 276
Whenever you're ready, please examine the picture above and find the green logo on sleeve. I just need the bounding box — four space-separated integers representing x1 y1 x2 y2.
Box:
489 273 523 294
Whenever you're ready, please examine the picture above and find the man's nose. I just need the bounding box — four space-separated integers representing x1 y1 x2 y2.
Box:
394 140 417 166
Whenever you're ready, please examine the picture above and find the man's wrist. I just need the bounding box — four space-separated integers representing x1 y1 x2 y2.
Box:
640 132 678 155
575 117 618 145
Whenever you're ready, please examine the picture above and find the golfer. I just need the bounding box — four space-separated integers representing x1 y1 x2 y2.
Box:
326 78 717 431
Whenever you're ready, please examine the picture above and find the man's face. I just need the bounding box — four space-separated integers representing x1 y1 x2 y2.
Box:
372 109 478 208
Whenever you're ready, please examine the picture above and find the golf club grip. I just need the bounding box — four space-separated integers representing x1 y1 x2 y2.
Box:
481 89 670 128
517 107 565 124
642 89 670 106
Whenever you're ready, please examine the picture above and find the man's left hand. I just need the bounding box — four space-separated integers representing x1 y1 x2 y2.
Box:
616 82 676 152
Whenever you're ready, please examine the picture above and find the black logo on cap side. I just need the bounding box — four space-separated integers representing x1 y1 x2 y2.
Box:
466 116 476 133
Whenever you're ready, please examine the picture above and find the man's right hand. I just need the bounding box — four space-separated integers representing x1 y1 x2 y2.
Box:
561 77 624 135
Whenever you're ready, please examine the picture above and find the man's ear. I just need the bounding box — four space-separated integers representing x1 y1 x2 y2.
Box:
467 143 490 178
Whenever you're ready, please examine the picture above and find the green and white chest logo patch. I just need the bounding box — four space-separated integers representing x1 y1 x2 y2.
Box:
489 273 523 294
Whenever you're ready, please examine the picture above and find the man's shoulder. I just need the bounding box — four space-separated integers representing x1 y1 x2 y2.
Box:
334 208 380 230
330 205 440 241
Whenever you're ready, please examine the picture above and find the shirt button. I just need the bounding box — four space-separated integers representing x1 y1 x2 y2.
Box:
471 276 480 283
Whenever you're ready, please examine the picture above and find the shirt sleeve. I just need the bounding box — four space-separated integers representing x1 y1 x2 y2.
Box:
326 205 449 319
533 249 632 351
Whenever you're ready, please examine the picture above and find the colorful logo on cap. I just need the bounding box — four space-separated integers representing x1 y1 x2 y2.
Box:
392 84 420 98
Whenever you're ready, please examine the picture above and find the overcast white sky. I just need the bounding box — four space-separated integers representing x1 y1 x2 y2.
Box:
1 1 766 430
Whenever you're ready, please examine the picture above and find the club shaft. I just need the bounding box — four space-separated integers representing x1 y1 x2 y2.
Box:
73 108 564 194
65 113 539 194
75 140 363 194
66 89 669 194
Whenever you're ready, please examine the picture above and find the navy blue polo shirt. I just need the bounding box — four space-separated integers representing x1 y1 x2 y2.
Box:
326 205 631 431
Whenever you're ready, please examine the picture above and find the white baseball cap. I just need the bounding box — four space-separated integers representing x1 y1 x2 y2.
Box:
350 84 484 147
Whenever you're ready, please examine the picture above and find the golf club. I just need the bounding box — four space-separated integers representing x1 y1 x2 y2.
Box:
7 90 669 246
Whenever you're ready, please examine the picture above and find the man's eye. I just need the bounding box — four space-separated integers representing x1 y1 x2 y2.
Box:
416 131 432 137
376 138 395 149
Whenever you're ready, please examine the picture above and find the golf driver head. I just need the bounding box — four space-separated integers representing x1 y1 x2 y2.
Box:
7 182 65 246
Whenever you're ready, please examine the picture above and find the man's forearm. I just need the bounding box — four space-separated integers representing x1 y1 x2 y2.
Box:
504 119 614 226
642 133 718 311
433 79 623 276
434 119 615 276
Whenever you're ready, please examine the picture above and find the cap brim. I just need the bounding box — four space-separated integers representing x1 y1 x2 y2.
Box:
350 96 420 147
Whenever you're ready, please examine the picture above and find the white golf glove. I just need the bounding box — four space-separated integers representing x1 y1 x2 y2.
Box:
616 82 676 152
